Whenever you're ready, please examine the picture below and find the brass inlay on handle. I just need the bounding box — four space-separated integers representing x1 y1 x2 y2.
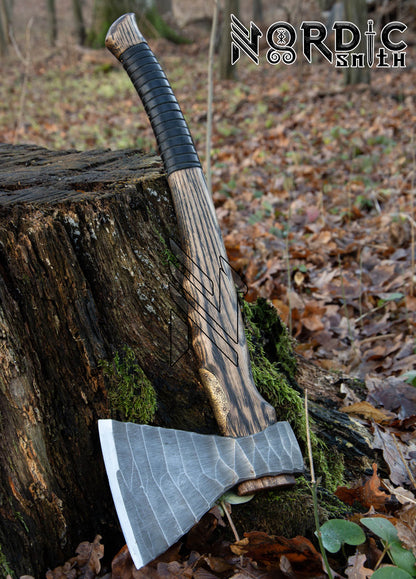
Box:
199 369 230 435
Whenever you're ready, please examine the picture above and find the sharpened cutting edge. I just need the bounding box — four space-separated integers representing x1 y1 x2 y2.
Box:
98 420 145 568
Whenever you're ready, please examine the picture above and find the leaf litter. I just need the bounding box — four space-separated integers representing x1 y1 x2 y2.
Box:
1 8 416 579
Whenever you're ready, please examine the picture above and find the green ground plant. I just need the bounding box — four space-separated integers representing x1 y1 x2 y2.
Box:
305 394 416 578
216 353 415 577
317 516 416 577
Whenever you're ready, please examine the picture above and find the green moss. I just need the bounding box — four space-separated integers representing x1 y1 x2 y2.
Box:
242 298 300 419
242 298 344 491
13 511 28 534
156 231 181 270
100 346 157 424
0 544 14 579
323 448 346 491
271 476 351 526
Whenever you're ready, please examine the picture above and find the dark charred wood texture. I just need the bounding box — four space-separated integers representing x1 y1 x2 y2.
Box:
0 144 218 576
0 144 375 576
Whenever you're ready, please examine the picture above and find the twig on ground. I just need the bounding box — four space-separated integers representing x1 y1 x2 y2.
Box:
220 499 240 542
305 389 333 579
10 17 34 143
206 0 219 195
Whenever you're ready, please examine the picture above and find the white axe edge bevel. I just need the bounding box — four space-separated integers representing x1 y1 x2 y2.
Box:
98 419 144 569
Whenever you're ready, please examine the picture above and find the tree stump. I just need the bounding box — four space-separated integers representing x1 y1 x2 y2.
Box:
0 144 220 575
0 144 376 576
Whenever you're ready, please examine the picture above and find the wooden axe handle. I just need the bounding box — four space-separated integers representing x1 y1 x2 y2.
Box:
105 13 296 492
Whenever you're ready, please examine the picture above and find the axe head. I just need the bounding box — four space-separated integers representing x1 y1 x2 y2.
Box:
99 419 304 569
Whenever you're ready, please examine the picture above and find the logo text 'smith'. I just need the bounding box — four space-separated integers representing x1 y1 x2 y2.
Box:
230 15 407 68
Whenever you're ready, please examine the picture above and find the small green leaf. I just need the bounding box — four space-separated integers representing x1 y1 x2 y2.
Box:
216 502 225 516
378 292 405 304
372 567 414 578
387 292 405 301
389 541 416 576
319 519 366 554
404 371 416 386
220 491 255 505
361 517 398 544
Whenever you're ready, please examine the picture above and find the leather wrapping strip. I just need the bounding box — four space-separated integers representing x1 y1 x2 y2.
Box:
120 43 201 175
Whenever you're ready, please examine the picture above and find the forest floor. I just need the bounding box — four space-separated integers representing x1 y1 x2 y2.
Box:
1 7 416 579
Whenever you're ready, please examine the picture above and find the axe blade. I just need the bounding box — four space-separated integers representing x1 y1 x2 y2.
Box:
99 419 303 568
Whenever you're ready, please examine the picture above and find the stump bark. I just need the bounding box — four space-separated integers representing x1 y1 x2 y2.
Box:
0 144 375 577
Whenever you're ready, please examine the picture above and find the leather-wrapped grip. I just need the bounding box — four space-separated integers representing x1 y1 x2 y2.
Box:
120 43 201 176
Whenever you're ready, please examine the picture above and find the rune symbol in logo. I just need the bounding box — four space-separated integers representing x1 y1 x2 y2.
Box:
276 28 288 45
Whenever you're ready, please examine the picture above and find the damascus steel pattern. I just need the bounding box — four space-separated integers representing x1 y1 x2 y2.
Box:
99 419 304 569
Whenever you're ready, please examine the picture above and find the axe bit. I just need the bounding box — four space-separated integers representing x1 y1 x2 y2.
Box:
99 13 304 569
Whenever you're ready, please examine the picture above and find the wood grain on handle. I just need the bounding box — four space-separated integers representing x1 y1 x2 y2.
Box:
105 14 297 489
106 13 146 58
168 167 277 437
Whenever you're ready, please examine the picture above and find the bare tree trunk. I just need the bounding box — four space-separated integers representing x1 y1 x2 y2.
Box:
72 0 86 45
46 0 57 46
252 0 262 23
219 0 239 80
90 0 183 47
155 0 171 14
0 0 12 55
0 144 211 576
343 0 370 85
0 9 7 55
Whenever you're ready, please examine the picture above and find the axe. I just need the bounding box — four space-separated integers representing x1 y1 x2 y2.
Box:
98 13 304 570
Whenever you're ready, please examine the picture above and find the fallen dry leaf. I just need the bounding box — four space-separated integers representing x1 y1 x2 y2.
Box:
340 401 396 424
45 536 104 579
345 553 374 578
75 535 104 576
372 424 416 486
185 509 224 552
230 537 249 557
45 563 77 579
366 376 416 420
335 485 363 507
382 482 416 506
111 545 138 579
192 568 219 579
155 560 194 578
231 531 326 577
112 542 185 579
336 464 390 512
279 554 293 575
202 555 234 574
361 464 391 512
